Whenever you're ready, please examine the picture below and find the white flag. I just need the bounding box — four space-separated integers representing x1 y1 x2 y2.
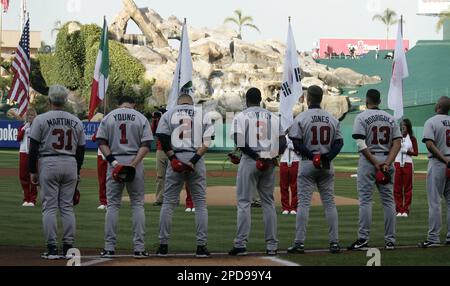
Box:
388 22 409 120
279 21 303 132
167 21 194 110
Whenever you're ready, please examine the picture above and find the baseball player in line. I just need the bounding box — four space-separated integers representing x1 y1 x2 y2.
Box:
287 85 344 254
28 85 86 259
96 96 153 259
228 87 286 256
155 93 215 258
418 96 450 248
348 89 401 251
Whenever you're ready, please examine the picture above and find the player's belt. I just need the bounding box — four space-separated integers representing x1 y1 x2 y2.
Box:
40 154 75 158
371 152 389 155
174 150 196 153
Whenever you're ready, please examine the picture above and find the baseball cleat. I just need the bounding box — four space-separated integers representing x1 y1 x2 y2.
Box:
417 240 441 248
251 201 262 208
185 208 192 212
287 243 305 254
22 202 29 207
347 239 369 251
385 242 395 250
329 242 341 254
134 251 150 259
290 210 297 215
156 244 169 257
100 249 115 258
402 213 408 218
282 210 289 215
192 208 196 212
97 205 107 210
228 247 248 256
396 213 402 217
266 249 278 256
41 245 59 260
62 244 73 259
152 202 162 206
195 245 211 258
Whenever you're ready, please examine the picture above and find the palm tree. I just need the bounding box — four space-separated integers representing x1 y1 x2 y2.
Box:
436 9 450 32
372 8 398 50
224 9 260 40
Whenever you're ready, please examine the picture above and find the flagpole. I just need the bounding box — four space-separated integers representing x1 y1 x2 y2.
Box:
400 15 403 37
103 16 107 116
0 9 3 60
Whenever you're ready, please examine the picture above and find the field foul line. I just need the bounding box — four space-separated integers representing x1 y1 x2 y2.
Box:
82 258 112 266
261 256 300 266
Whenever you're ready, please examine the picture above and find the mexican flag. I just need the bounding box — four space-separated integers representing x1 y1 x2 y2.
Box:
1 0 9 13
89 17 109 121
167 20 193 110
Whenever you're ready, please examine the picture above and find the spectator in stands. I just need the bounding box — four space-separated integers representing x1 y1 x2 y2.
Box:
394 118 418 218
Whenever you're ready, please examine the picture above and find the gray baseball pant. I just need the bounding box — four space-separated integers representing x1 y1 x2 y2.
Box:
104 156 146 252
357 155 396 244
426 158 450 243
295 160 339 244
159 153 208 246
233 155 278 251
39 156 77 246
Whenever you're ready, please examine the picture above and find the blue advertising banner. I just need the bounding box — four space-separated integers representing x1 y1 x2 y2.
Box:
0 120 101 150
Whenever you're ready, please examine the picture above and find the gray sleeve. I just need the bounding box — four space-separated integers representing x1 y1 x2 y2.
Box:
392 120 402 140
422 119 435 142
29 116 42 142
352 114 366 138
141 117 154 142
288 118 303 140
96 118 109 141
156 113 171 136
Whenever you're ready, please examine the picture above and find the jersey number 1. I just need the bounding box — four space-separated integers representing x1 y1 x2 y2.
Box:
52 129 73 151
119 124 128 144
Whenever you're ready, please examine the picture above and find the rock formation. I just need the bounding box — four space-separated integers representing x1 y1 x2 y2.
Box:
113 0 380 119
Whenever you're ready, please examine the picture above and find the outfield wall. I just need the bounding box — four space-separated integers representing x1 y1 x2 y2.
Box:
0 120 429 153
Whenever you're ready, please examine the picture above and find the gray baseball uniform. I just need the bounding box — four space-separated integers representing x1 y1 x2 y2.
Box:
352 109 401 243
96 107 153 252
423 114 450 243
230 107 282 251
156 104 215 246
29 110 86 246
289 107 342 244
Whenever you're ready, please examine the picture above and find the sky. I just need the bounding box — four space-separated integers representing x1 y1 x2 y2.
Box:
1 0 444 51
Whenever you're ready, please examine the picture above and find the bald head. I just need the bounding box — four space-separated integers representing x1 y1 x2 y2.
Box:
436 96 450 115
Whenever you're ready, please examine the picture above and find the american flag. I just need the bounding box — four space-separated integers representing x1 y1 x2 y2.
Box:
8 17 31 117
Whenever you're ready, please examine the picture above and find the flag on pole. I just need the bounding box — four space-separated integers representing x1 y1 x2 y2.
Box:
388 20 409 120
167 20 193 110
7 16 30 117
1 0 9 12
279 19 303 132
88 17 109 121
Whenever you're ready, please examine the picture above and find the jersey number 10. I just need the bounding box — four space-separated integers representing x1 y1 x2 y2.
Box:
311 126 331 145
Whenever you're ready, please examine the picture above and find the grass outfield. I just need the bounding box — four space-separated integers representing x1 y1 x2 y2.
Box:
0 150 449 266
